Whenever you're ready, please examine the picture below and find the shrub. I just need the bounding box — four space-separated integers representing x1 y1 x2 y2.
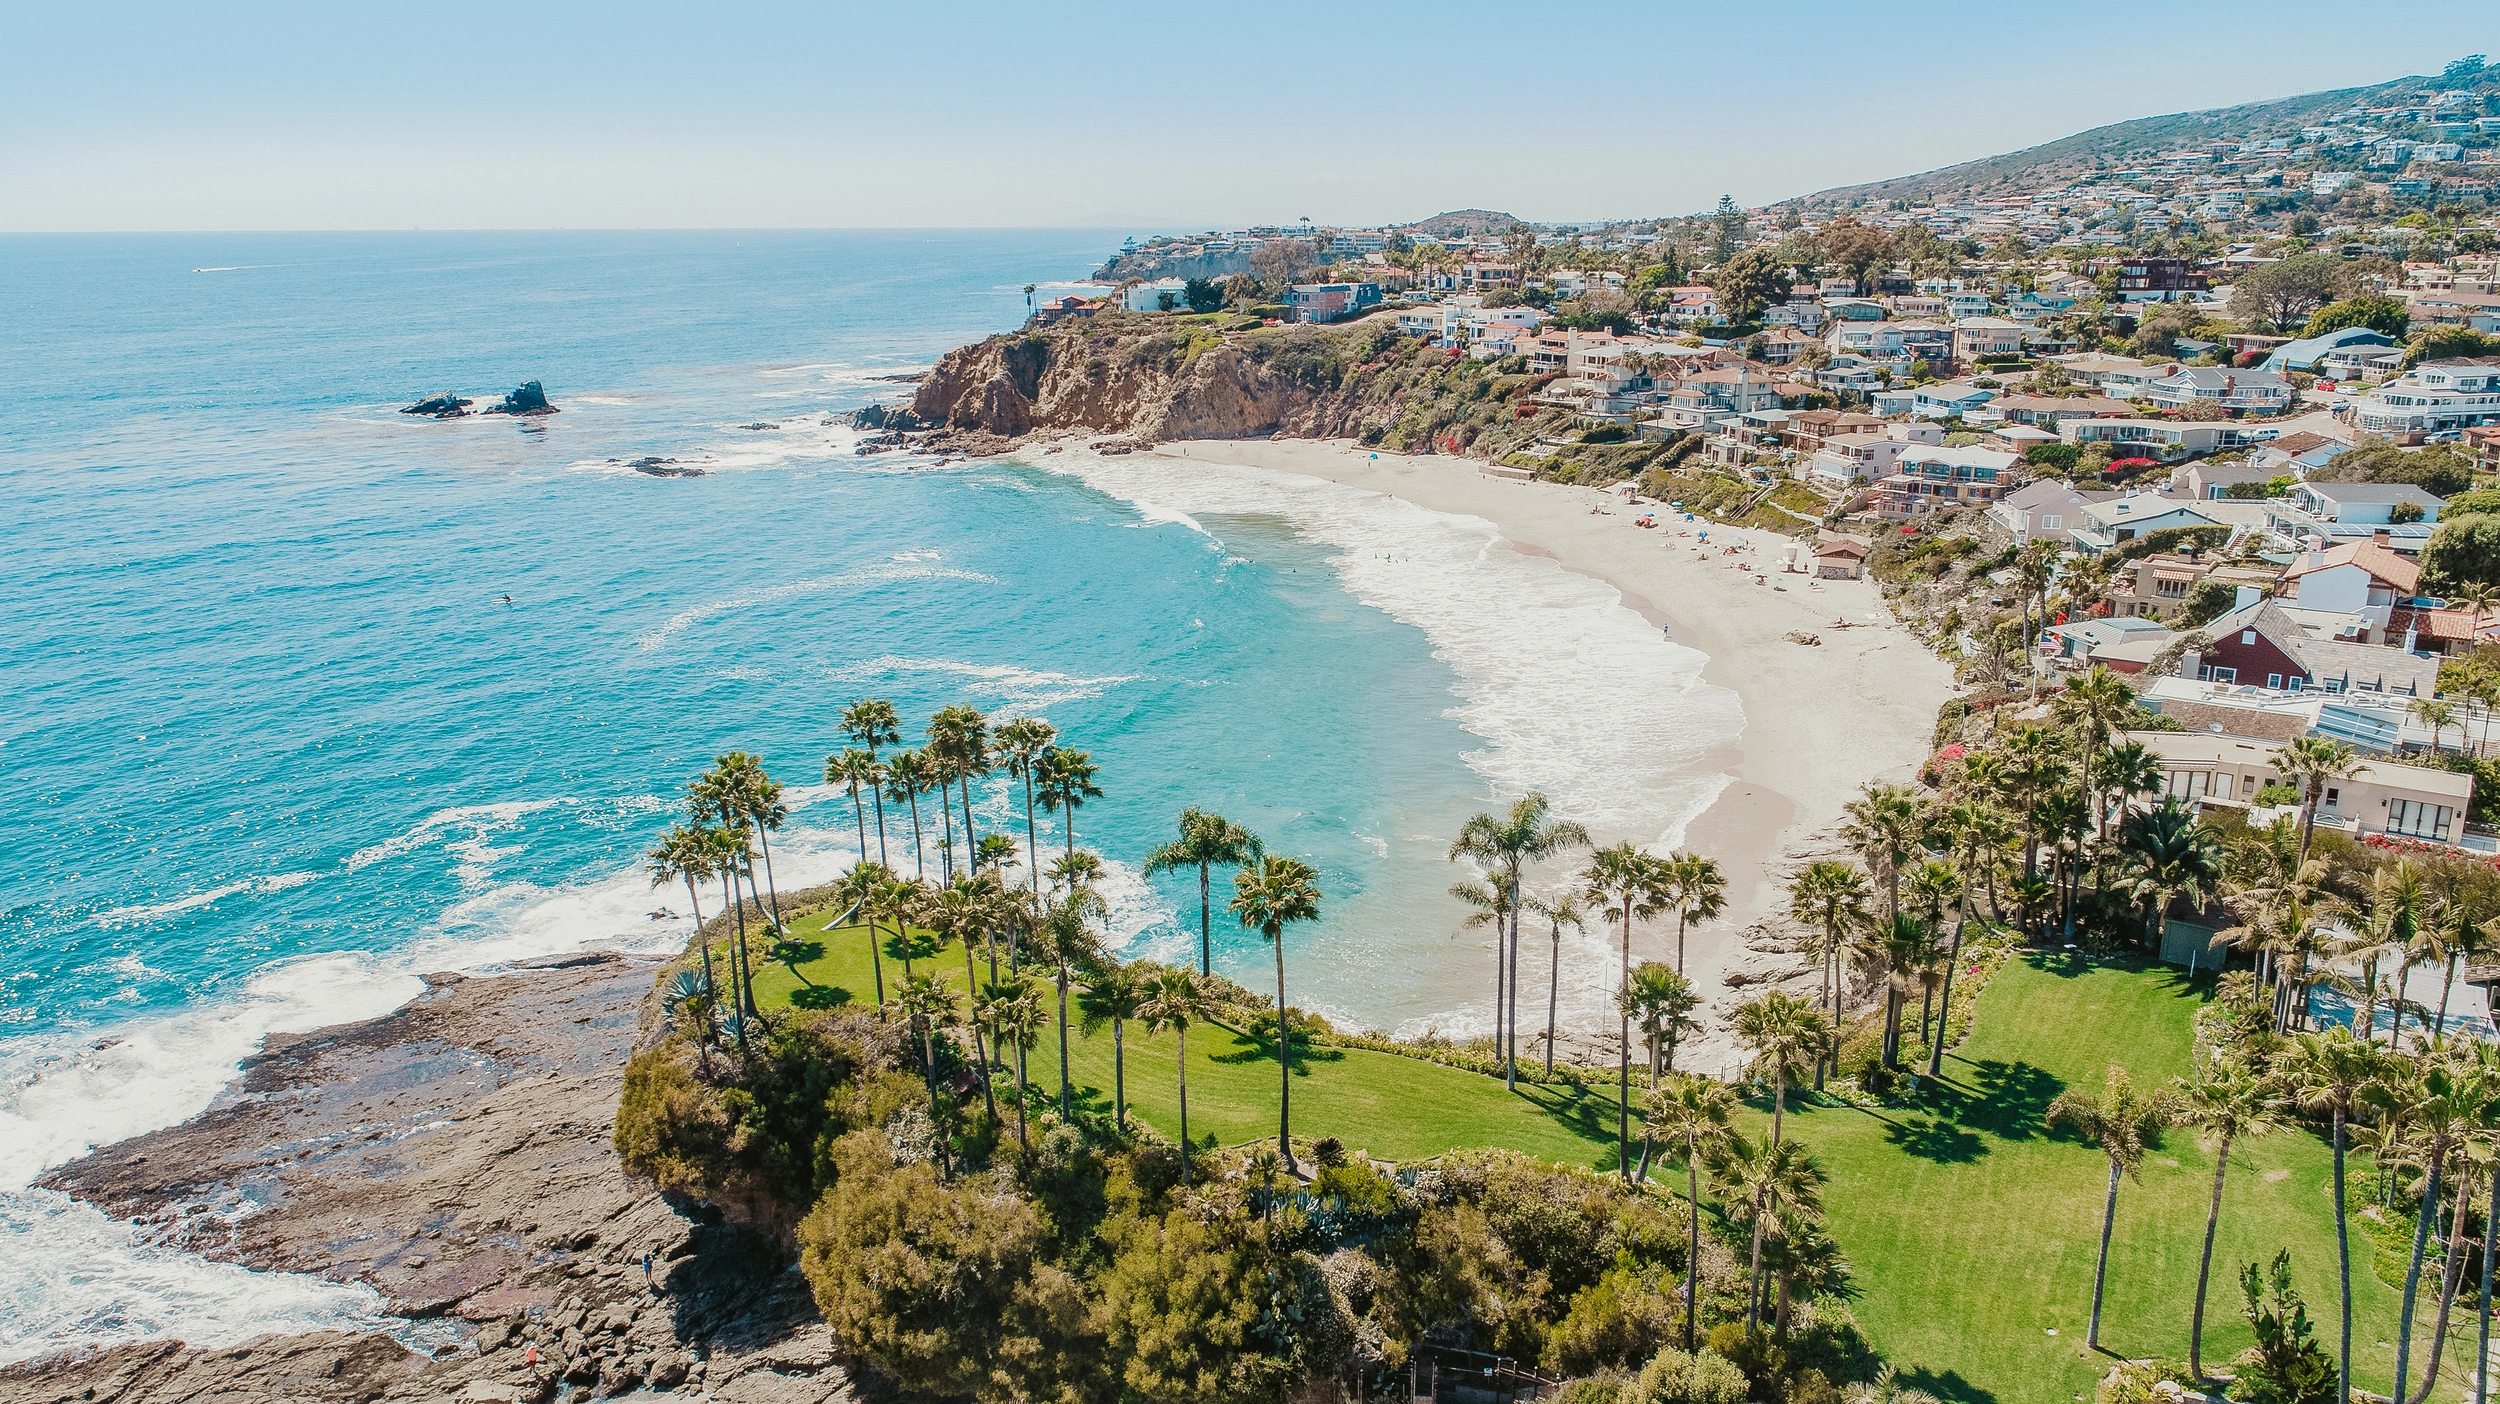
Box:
1545 1265 1682 1376
1619 1345 1748 1404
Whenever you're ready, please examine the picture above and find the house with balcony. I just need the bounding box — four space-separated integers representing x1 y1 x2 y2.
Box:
1989 394 2134 427
1764 300 1830 333
2274 536 2421 642
1953 317 2027 363
1991 479 2111 545
2069 494 2225 554
1460 263 1521 292
1285 282 1383 323
1869 446 2016 518
2060 417 2269 460
2127 730 2472 845
2141 365 2296 415
2344 359 2500 436
2184 598 2439 697
2278 481 2446 527
2051 352 2161 398
1911 382 1997 420
1805 422 1944 490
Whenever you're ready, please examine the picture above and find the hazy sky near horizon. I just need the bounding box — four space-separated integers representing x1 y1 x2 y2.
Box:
5 1 2494 233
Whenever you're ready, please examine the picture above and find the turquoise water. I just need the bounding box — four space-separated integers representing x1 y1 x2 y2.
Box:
0 231 1733 1356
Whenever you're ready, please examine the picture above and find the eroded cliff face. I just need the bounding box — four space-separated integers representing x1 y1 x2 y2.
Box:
909 324 1363 445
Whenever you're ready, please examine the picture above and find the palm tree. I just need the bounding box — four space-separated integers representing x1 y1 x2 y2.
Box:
1660 852 1729 977
1841 783 1925 920
826 748 884 867
1734 989 1829 1154
1525 892 1586 1077
2177 1058 2283 1382
2277 736 2361 863
2119 796 2226 954
1789 861 1872 1085
2055 666 2140 842
885 748 937 879
2374 861 2439 1048
1710 1132 1827 1333
976 972 1048 1149
1904 861 1961 1050
1143 807 1263 976
1232 854 1323 1173
840 700 902 869
2284 1025 2389 1404
2411 697 2459 757
1076 960 1144 1130
1621 961 1699 1093
1451 794 1592 1088
648 824 724 1016
1037 746 1103 870
834 860 904 995
1929 801 2010 1077
920 876 997 1119
2048 1065 2179 1351
2015 539 2060 673
1873 913 1940 1071
1452 877 1517 1062
2000 723 2073 879
1034 885 1104 1120
1585 842 1669 1181
895 972 959 1175
1137 966 1216 1184
1643 1074 1740 1352
994 716 1058 893
2377 1058 2481 1404
927 704 991 881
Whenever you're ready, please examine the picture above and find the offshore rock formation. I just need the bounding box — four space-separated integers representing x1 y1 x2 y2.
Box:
903 324 1368 447
481 381 557 417
399 391 473 418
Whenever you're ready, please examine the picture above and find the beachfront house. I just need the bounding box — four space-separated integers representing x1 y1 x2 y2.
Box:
1991 480 2108 545
2127 729 2472 845
2186 598 2439 696
2345 359 2500 437
1871 445 2015 518
1285 282 1383 324
2141 365 2296 415
1805 422 1945 489
1813 539 1869 579
2068 494 2223 555
2278 481 2446 527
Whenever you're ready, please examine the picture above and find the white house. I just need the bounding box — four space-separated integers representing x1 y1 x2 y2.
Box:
2279 481 2446 527
1991 480 2106 545
2141 365 2296 415
2275 538 2421 638
2070 495 2224 554
1121 277 1197 312
2345 359 2500 436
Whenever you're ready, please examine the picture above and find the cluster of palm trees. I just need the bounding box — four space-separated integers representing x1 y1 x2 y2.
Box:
645 751 792 1060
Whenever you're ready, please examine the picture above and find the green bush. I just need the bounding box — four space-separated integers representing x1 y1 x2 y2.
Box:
1620 1344 1749 1404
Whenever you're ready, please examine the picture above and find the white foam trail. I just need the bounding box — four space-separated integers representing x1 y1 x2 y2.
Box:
93 871 328 929
344 799 570 872
635 565 1000 651
819 656 1142 713
1044 450 1742 850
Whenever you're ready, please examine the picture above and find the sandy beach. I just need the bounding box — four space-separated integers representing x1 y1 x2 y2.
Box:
1143 439 1960 1050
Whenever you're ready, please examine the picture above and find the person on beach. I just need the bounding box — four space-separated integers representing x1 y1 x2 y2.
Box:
643 1250 655 1287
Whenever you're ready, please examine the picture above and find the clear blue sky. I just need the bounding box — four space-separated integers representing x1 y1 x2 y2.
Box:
4 1 2492 231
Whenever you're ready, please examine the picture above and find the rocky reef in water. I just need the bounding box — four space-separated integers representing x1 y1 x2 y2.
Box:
481 381 557 417
399 391 474 418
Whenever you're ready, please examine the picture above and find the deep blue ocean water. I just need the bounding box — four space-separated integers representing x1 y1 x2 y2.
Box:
0 230 1732 1356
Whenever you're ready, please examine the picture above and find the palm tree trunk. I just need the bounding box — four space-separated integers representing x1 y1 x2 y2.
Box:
2335 1109 2354 1404
959 937 995 1122
1061 784 1077 868
1056 964 1073 1120
2191 1132 2234 1381
1013 1039 1029 1149
1112 1017 1126 1129
1021 770 1041 895
2396 1151 2444 1404
2392 958 2414 1049
2437 953 2458 1036
684 876 717 1006
1546 921 1560 1077
1746 1188 1769 1333
871 784 891 869
1274 928 1294 1173
938 782 957 883
752 821 784 926
1176 1028 1192 1186
905 790 925 882
850 788 869 867
1685 1147 1703 1353
1618 899 1632 1183
1504 905 1520 1091
2088 1158 2120 1350
960 778 979 879
2476 1164 2495 1404
721 873 754 1046
2406 1169 2476 1404
920 1018 950 1178
1198 864 1213 976
1675 912 1689 975
1930 903 1970 1079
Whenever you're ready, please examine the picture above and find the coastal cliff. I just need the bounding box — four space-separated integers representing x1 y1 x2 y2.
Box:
895 315 1562 458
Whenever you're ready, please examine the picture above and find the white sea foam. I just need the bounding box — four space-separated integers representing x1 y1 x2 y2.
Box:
93 870 329 929
819 656 1142 713
1046 451 1742 850
635 565 1000 651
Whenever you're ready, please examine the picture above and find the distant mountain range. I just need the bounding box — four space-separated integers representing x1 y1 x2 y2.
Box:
1795 63 2499 207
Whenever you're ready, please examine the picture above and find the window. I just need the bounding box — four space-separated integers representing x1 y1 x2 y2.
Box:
2207 666 2238 684
2389 799 2454 841
2039 514 2061 529
2325 787 2340 805
2241 631 2257 645
2267 673 2284 689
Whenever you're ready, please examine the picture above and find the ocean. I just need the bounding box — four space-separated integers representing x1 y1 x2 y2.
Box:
0 230 1736 1359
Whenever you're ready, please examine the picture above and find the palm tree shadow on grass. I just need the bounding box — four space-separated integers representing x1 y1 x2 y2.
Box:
1210 1020 1345 1072
1954 1057 2064 1139
882 928 940 964
790 984 854 1011
1898 1366 1994 1404
1880 1113 1987 1163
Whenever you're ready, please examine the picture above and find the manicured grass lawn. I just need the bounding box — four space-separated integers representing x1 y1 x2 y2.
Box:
732 911 2442 1404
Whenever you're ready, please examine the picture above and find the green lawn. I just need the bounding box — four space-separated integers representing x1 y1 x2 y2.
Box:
731 912 2441 1404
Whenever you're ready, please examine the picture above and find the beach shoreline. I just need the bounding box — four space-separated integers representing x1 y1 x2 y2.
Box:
1130 438 1960 1055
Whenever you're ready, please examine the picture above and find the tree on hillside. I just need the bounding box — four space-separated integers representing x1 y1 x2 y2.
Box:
1816 214 1892 294
2421 514 2500 595
1136 966 1216 1185
1710 248 1793 322
2177 1058 2284 1382
1788 861 1872 1086
2303 296 2409 340
2230 253 2350 331
2049 1065 2180 1350
2404 326 2500 368
1711 195 1745 263
1144 807 1263 976
1451 794 1590 1090
1232 854 1323 1174
1183 278 1223 313
1643 1074 1739 1352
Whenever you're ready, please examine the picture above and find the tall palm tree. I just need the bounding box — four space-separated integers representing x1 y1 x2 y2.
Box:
885 748 937 880
1076 959 1144 1130
2055 665 2139 842
1644 1074 1740 1352
1037 746 1103 869
826 748 884 867
2119 797 2227 955
2284 1025 2389 1404
2048 1065 2180 1351
1734 989 1829 1154
2177 1058 2283 1382
896 972 959 1176
1525 892 1586 1077
1584 842 1668 1181
1143 807 1263 976
920 876 997 1119
1904 861 1961 1051
732 755 791 927
927 704 991 881
2375 861 2439 1048
994 716 1058 893
1137 966 1216 1185
1035 884 1105 1121
1451 794 1592 1088
840 699 902 868
1232 854 1323 1174
834 860 906 993
1789 861 1872 1086
2277 736 2361 863
2380 1059 2479 1404
977 973 1048 1150
1999 724 2073 878
1874 913 1941 1071
1929 802 2009 1077
648 824 723 1012
1709 1132 1827 1333
1452 877 1517 1064
2014 539 2061 682
1841 782 1926 920
1661 852 1729 978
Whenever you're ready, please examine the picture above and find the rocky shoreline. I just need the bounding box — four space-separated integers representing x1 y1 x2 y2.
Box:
2 954 859 1404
